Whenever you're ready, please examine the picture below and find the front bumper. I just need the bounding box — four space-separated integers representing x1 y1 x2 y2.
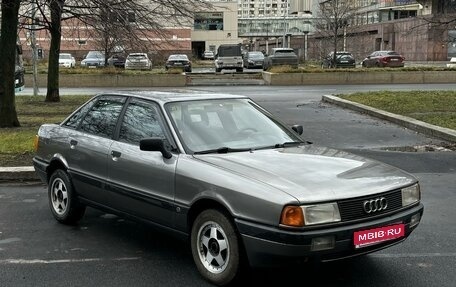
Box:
235 203 423 267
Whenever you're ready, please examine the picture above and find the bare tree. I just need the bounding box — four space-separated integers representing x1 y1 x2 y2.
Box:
314 0 360 66
18 0 210 102
0 0 22 127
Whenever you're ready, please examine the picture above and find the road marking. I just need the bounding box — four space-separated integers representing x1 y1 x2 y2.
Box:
0 257 141 265
0 238 21 245
371 253 456 258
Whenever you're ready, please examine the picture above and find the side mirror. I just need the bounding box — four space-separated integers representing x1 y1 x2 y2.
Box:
140 138 172 159
291 125 303 135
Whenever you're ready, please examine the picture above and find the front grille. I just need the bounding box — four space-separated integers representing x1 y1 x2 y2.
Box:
338 189 403 222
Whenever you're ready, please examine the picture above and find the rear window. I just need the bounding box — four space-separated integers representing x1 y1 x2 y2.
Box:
217 45 242 57
386 51 400 55
275 49 295 54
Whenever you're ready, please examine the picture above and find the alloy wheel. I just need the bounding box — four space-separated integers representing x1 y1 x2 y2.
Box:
196 221 230 274
50 178 68 215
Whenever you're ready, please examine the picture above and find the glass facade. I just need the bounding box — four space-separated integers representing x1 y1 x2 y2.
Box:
194 12 224 31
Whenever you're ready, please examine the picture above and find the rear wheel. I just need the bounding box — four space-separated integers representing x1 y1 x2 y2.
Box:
48 169 85 224
191 209 242 286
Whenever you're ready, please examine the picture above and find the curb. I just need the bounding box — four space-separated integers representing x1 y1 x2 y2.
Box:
322 95 456 143
0 166 39 181
2 96 455 181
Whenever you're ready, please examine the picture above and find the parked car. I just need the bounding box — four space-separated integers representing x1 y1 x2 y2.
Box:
58 53 76 68
107 53 126 68
446 57 456 68
165 54 192 72
362 50 405 68
263 48 299 70
321 51 356 68
80 51 105 68
202 50 215 60
33 92 423 286
125 53 152 70
243 51 265 69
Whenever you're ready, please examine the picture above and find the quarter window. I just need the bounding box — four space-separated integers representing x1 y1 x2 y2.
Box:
63 100 95 129
119 99 165 145
79 96 125 138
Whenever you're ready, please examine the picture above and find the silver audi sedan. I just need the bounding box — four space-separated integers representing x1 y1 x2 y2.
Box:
33 92 423 286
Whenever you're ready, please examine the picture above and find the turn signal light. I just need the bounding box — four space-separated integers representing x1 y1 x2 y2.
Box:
33 135 39 152
280 206 304 227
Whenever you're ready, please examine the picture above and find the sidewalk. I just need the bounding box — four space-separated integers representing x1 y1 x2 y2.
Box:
2 95 455 181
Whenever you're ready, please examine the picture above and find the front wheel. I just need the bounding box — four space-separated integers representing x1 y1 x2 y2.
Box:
191 209 242 286
48 169 85 224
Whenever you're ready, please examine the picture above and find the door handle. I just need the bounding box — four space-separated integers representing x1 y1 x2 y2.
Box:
111 150 122 158
69 139 78 149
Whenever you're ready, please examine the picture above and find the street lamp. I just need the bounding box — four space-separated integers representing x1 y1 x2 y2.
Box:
302 22 310 62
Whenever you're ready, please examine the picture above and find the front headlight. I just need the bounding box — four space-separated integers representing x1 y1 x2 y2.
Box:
302 203 341 226
402 183 420 206
280 203 341 227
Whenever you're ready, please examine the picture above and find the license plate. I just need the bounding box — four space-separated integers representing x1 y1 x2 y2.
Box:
354 224 405 249
340 61 348 63
390 58 398 61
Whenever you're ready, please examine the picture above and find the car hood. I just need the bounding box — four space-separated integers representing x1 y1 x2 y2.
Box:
194 145 416 204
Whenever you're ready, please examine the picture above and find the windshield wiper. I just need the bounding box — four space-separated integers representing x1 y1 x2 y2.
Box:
193 147 252 155
274 141 305 148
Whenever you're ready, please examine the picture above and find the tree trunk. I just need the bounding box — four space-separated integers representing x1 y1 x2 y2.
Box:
45 0 65 102
0 0 21 127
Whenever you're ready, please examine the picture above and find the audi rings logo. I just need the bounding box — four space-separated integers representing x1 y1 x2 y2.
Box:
363 197 388 214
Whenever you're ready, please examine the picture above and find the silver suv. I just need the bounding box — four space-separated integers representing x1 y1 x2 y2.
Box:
214 44 243 72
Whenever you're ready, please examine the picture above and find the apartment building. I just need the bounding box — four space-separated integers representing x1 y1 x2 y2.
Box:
307 0 456 61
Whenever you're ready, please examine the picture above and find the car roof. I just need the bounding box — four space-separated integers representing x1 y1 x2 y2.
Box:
96 91 248 105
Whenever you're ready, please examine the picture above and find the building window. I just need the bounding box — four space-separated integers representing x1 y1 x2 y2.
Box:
194 12 224 31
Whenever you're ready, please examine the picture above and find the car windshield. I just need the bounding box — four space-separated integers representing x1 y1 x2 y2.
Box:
165 99 302 154
248 52 264 59
128 54 147 59
86 51 103 59
59 54 71 59
169 55 188 61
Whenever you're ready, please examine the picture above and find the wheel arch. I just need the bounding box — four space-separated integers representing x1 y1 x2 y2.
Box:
187 198 235 233
46 154 69 183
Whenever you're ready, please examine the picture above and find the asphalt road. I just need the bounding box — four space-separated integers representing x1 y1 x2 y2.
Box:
3 84 456 286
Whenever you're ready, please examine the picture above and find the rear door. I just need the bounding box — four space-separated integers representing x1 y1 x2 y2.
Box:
107 98 177 228
66 95 126 202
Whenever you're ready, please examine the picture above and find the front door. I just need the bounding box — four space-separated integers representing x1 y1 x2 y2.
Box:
107 98 177 228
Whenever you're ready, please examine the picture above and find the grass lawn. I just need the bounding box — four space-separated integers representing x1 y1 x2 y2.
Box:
339 90 456 130
1 91 455 167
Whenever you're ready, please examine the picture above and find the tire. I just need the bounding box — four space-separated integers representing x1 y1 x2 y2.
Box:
236 68 243 73
48 169 86 224
216 68 222 73
191 209 242 286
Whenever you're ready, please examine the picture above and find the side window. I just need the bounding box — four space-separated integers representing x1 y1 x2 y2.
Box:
119 99 165 145
79 96 125 138
63 100 95 129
